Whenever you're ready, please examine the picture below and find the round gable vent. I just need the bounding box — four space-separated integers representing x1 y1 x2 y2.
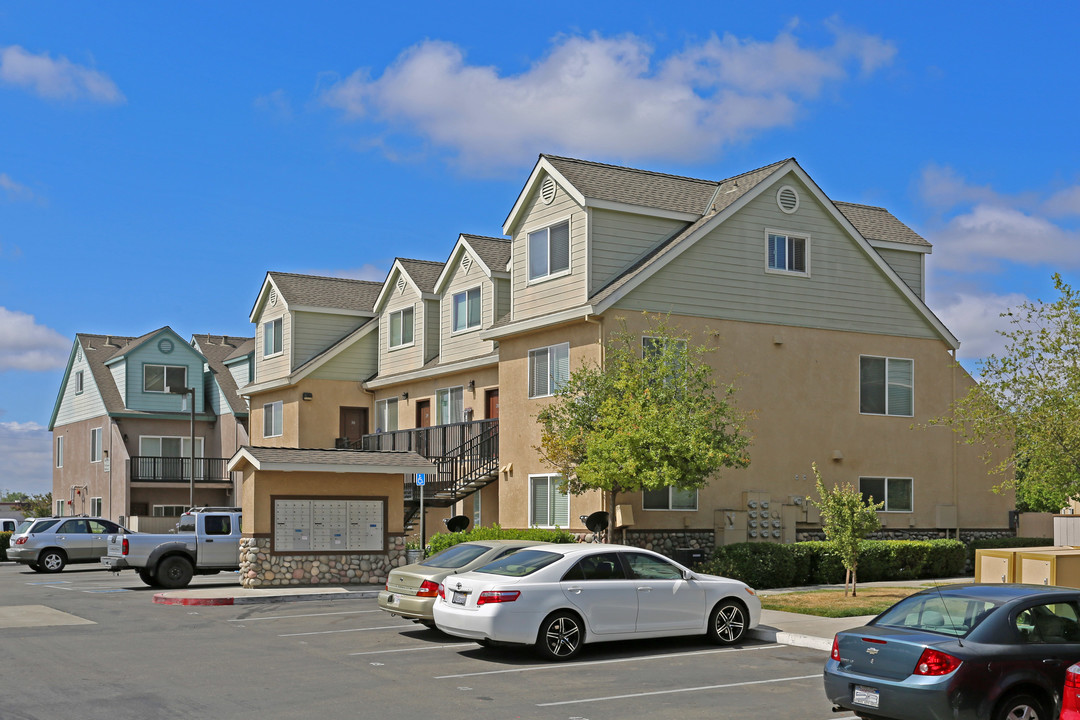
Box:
776 185 800 214
158 338 174 354
540 177 557 205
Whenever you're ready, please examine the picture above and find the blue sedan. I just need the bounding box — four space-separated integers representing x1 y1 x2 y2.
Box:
824 584 1080 720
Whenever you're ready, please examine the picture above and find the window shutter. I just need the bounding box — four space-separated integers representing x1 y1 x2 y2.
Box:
532 477 549 526
550 221 570 274
886 359 913 416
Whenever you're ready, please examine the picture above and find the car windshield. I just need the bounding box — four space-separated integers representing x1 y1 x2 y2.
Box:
27 519 60 533
875 593 1001 637
420 543 492 569
476 549 563 577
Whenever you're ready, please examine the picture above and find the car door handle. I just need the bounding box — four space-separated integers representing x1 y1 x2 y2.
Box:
206 539 214 542
566 585 582 594
637 587 652 592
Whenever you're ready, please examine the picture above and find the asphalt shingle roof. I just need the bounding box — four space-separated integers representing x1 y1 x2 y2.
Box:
76 333 137 414
192 334 254 415
460 234 511 272
239 445 432 470
397 259 445 294
544 154 720 215
834 202 931 248
269 272 382 313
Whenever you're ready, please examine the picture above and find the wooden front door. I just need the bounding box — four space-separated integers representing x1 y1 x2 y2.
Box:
340 407 369 442
416 400 431 428
485 389 499 419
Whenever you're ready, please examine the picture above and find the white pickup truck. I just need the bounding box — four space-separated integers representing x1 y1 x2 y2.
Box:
101 507 243 588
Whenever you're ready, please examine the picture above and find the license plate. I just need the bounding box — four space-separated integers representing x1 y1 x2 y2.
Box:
853 685 879 708
452 591 466 606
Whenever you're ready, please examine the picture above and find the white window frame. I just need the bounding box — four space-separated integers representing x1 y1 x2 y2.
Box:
74 370 84 395
152 505 187 517
375 398 398 433
528 342 570 398
143 364 188 394
527 218 571 283
473 490 482 529
389 306 415 349
263 317 283 358
859 355 915 417
55 499 64 517
263 401 283 438
765 229 810 276
56 436 64 468
436 386 465 425
90 427 102 463
529 474 570 528
859 476 914 513
642 486 699 511
138 435 205 458
452 286 482 334
90 496 103 517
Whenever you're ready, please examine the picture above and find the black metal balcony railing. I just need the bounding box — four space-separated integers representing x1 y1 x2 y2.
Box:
352 418 498 457
128 456 232 483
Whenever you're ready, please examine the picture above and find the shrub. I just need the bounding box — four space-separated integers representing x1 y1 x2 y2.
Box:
425 524 577 556
0 531 10 562
697 542 797 589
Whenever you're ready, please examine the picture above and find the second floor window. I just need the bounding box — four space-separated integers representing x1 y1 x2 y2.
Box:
767 232 808 274
90 427 102 463
860 477 913 512
389 307 414 348
263 317 283 357
264 401 283 438
144 364 187 393
74 370 84 394
452 287 482 332
528 219 570 281
860 356 914 416
56 436 64 468
529 343 569 398
375 398 398 432
436 386 464 425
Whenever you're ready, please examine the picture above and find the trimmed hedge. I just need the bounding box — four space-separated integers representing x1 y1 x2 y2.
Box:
0 531 10 562
697 539 966 589
967 537 1053 566
425 524 577 556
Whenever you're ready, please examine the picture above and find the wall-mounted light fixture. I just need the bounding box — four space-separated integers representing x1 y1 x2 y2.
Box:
302 392 313 401
467 380 475 392
401 391 409 400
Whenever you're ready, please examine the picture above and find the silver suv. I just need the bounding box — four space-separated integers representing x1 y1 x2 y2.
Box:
8 516 129 573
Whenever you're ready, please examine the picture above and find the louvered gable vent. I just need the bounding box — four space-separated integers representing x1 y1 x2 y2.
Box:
776 185 800 214
540 176 557 205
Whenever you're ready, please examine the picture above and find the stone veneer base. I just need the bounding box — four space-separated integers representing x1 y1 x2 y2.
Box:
239 536 408 589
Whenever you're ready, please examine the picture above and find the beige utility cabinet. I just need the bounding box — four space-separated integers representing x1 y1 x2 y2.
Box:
1018 548 1080 588
975 546 1070 583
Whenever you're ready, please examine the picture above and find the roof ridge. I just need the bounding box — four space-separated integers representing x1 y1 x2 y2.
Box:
542 154 719 186
716 157 793 185
270 271 382 285
834 200 888 212
398 257 445 266
460 234 510 243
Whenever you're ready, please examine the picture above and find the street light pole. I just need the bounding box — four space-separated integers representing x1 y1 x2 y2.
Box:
168 385 196 510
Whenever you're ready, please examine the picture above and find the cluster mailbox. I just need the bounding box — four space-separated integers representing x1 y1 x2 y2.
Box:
273 498 385 553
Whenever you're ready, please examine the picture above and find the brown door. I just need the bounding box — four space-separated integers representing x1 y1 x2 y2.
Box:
340 407 369 442
485 389 499 419
416 400 431 428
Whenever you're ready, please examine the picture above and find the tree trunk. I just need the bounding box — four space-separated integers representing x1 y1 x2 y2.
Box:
851 563 859 597
844 568 851 597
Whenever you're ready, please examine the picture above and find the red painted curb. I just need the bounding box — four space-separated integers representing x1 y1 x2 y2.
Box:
153 593 235 606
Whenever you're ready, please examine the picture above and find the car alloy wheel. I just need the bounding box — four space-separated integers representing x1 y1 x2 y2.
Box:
994 692 1048 720
40 550 66 573
709 600 747 645
537 612 583 661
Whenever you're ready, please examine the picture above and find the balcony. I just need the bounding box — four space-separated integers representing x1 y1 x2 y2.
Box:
128 456 232 483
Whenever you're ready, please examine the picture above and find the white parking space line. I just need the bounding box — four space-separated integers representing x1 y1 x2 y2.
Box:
434 644 781 679
536 673 822 707
349 644 469 656
228 610 381 622
26 581 72 585
279 625 407 637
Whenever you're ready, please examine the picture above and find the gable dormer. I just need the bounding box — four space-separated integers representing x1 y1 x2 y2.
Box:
374 258 443 377
104 327 208 414
434 234 511 364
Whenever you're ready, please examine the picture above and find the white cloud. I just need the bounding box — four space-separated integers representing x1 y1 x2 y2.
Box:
0 172 36 202
0 421 52 496
1044 186 1080 218
0 45 125 104
320 26 895 169
932 290 1029 361
0 307 70 371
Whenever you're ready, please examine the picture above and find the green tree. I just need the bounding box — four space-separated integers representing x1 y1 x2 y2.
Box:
1 490 30 503
535 315 751 537
811 463 881 596
15 493 53 518
932 274 1080 509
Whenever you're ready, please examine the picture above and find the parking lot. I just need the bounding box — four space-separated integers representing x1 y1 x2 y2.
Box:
0 562 853 719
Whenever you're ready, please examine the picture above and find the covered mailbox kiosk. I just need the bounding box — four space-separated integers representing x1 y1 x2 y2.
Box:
1017 548 1080 588
975 546 1070 584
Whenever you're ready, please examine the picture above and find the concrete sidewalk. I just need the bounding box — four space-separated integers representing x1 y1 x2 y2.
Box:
153 576 973 651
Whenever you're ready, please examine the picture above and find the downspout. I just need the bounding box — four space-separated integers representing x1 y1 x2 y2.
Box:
583 315 609 529
951 348 959 541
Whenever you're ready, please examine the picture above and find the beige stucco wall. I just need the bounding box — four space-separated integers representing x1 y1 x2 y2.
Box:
495 312 1013 535
370 364 500 430
248 378 374 449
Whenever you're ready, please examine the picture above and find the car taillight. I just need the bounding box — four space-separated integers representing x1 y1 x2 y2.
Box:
1066 664 1080 688
122 538 129 555
912 647 962 676
437 583 445 599
831 635 841 661
476 590 520 606
15 536 27 545
416 580 440 598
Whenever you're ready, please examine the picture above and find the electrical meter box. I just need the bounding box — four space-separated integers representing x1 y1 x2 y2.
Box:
975 546 1069 583
1017 548 1080 588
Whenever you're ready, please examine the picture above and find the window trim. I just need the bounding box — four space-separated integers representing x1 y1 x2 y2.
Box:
90 496 103 517
764 228 810 277
526 217 572 284
388 306 416 350
451 286 483 335
74 370 84 395
435 386 465 425
138 435 205 458
55 499 64 517
642 486 699 511
152 505 187 517
89 427 102 463
375 397 399 433
528 342 570 399
263 317 283 358
263 401 283 438
529 473 570 528
143 364 188 394
859 355 915 418
56 435 64 468
859 476 914 513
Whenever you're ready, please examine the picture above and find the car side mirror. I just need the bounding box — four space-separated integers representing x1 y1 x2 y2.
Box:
682 569 695 581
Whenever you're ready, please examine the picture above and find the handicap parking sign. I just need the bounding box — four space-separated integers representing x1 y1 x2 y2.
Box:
416 473 426 486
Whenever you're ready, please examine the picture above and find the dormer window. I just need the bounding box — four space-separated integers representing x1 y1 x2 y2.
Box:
528 219 570 281
144 364 187 393
263 318 283 357
389 307 415 349
452 287 481 333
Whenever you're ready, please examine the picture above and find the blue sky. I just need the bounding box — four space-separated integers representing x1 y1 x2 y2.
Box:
2 2 1078 495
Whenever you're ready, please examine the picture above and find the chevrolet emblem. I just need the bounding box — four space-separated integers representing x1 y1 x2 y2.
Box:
866 648 879 655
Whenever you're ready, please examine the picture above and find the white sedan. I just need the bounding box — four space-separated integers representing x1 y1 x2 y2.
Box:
433 543 760 660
